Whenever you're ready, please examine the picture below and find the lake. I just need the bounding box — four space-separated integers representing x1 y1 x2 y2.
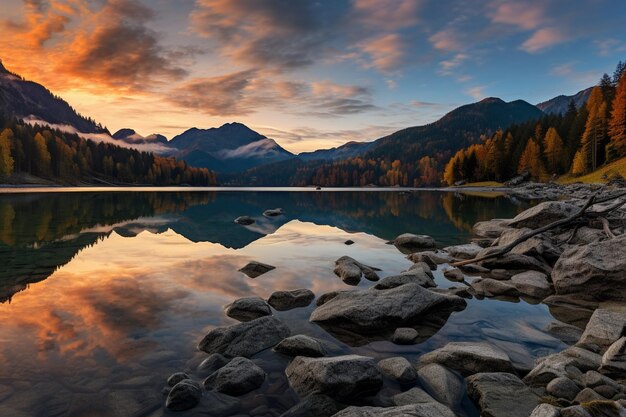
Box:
0 189 566 417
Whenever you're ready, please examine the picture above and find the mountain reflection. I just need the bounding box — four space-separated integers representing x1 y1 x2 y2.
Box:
0 190 530 302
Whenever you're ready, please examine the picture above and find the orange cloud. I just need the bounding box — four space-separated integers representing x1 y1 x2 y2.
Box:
358 33 407 73
521 27 567 53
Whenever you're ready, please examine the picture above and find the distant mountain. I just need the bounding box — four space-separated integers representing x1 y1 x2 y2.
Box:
112 128 168 145
299 141 374 161
536 87 593 115
0 60 104 133
167 122 293 173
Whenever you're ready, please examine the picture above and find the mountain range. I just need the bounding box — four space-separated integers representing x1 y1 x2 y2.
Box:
0 60 594 182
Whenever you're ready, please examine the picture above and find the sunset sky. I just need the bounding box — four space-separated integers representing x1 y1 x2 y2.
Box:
1 0 626 153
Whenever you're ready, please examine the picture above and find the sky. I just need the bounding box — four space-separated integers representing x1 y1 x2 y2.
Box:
1 0 626 153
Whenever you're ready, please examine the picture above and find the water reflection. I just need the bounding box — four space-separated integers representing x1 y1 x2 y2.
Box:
0 190 556 417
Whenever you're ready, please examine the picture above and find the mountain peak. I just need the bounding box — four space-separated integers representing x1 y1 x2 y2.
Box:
479 97 504 104
112 128 137 139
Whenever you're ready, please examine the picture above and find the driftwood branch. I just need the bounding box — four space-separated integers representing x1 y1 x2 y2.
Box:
599 217 616 239
450 194 598 267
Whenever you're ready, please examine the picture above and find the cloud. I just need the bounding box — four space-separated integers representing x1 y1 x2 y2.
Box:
521 27 568 53
439 53 470 78
352 0 421 30
595 38 626 57
550 63 598 86
465 85 485 100
489 1 545 30
429 30 464 52
357 33 407 73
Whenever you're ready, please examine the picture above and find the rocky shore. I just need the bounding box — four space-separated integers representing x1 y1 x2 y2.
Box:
163 182 626 417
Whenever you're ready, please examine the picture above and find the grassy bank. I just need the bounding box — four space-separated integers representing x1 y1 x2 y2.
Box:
557 157 626 184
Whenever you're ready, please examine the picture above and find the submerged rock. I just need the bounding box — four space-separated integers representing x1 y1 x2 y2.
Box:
279 394 341 417
552 235 626 301
543 321 583 345
374 270 435 290
332 403 455 417
238 261 276 278
508 201 579 229
417 364 466 411
268 289 315 311
377 357 417 384
167 372 190 387
310 283 466 333
419 342 515 376
263 208 284 217
275 335 326 357
392 233 436 253
467 372 540 417
234 216 255 225
224 296 272 322
333 256 381 285
204 357 265 396
198 316 290 358
198 353 230 375
165 380 202 411
285 355 382 399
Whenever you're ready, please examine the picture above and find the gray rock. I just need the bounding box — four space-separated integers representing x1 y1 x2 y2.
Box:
467 372 540 417
238 261 276 278
268 289 315 311
470 278 519 297
524 349 593 387
408 251 455 264
374 271 436 290
430 287 472 298
310 283 466 333
495 227 562 265
279 394 340 417
234 216 254 225
345 239 355 245
547 376 580 401
377 357 417 384
579 309 626 349
407 261 435 278
443 268 465 282
204 357 265 395
392 328 419 345
165 380 202 411
594 384 619 399
459 263 490 275
560 405 592 417
601 337 626 375
333 256 380 285
167 372 190 387
530 404 561 417
392 387 436 405
574 387 605 403
331 403 455 417
508 201 579 229
544 321 584 345
511 271 552 299
419 342 515 376
224 296 272 322
275 335 326 357
201 392 241 416
198 353 230 374
198 316 290 358
552 235 626 301
417 363 465 411
263 208 284 216
473 219 511 238
393 233 437 253
476 247 552 274
407 253 438 270
444 243 483 260
581 370 621 391
316 290 350 306
285 355 382 399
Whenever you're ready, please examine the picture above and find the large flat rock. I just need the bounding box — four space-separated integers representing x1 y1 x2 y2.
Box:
419 342 515 376
466 372 539 417
331 403 455 417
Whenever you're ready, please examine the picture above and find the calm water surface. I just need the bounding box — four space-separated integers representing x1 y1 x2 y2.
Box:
0 190 566 417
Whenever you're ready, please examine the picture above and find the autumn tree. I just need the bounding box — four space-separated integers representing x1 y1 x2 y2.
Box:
518 138 545 180
543 127 565 174
0 128 14 176
578 87 608 173
33 132 52 176
607 73 626 161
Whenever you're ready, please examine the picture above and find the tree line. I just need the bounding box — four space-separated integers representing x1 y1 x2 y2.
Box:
0 116 218 185
443 60 626 185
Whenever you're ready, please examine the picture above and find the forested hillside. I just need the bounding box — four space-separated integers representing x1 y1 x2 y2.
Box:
443 60 626 185
0 117 217 185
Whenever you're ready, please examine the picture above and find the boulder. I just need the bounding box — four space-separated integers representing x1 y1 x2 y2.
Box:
546 376 580 401
574 387 605 403
578 309 626 349
393 233 437 253
470 278 519 298
601 337 626 375
419 342 515 376
263 208 284 217
279 394 341 417
407 252 438 270
508 201 579 229
430 287 472 298
524 347 602 386
443 268 465 282
165 380 202 411
268 289 315 311
198 316 290 358
530 404 561 417
476 247 552 274
466 372 540 417
511 271 552 299
167 372 190 387
204 357 265 396
224 296 272 322
552 235 626 301
581 370 621 391
417 364 465 411
374 271 436 290
234 216 254 225
473 219 510 238
408 251 455 264
331 403 455 417
392 387 436 405
444 243 483 260
238 261 276 278
407 262 435 278
377 357 417 384
310 283 466 333
333 256 380 285
392 328 419 345
198 353 230 375
285 355 382 399
560 405 592 417
275 335 326 357
544 321 584 345
317 290 350 306
495 227 562 264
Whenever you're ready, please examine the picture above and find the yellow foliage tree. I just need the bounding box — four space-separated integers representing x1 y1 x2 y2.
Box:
607 73 626 161
518 138 546 180
0 128 14 177
543 127 565 174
